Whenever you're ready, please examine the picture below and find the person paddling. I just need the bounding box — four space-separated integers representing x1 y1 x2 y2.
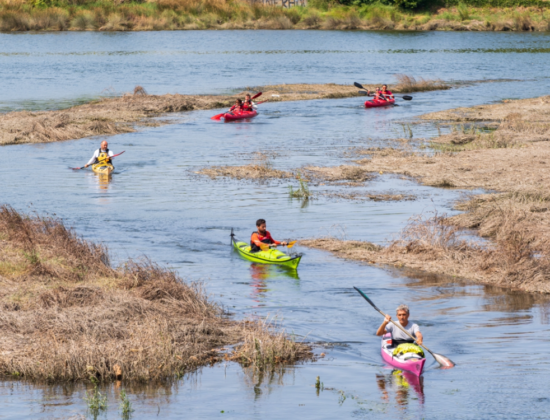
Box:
380 84 394 101
229 99 243 113
376 304 423 347
242 94 255 112
250 219 288 253
84 140 115 169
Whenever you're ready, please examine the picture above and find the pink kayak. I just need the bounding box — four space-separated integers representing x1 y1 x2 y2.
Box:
381 333 426 376
365 98 395 108
223 110 258 122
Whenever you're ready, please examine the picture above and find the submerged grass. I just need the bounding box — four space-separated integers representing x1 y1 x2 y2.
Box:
0 0 549 32
0 205 313 382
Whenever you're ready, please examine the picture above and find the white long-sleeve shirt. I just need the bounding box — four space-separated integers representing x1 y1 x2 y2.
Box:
86 149 114 166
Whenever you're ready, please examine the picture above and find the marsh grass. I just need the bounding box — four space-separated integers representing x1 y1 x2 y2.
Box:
394 74 450 93
1 0 549 32
120 389 133 419
0 206 313 382
85 377 108 418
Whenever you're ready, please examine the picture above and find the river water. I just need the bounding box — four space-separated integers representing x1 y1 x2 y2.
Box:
1 30 550 419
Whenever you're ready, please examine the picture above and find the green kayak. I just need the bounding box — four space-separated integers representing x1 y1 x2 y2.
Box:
231 233 302 270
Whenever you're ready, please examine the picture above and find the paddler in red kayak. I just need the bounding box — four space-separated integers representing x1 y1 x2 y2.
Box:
380 85 394 101
242 94 255 111
376 304 423 346
251 219 288 252
229 99 243 113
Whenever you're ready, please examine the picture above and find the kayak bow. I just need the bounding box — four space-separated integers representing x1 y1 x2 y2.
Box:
365 98 395 108
223 110 258 122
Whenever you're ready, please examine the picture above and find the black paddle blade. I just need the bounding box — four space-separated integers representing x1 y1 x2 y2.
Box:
402 95 412 101
354 82 365 90
353 287 382 312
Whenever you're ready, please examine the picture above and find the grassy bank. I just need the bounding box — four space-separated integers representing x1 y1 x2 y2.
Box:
0 205 312 382
0 0 549 32
1 77 445 146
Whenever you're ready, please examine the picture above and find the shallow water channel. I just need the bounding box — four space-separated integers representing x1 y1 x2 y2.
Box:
2 30 550 419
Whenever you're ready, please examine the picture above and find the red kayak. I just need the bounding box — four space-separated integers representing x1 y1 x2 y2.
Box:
223 110 258 122
365 98 395 108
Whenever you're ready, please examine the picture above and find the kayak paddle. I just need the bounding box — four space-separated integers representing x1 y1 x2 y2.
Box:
353 82 412 101
287 240 297 249
211 92 263 120
353 286 455 369
259 240 296 251
71 151 125 170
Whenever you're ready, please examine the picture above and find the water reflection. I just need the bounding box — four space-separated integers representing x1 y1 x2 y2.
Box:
249 264 299 304
376 370 425 409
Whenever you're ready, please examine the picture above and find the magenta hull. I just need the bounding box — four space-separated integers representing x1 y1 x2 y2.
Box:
223 110 258 121
381 337 426 376
365 99 395 108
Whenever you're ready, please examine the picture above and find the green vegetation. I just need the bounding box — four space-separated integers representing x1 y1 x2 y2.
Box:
119 389 133 420
85 377 108 418
288 172 311 200
0 0 548 32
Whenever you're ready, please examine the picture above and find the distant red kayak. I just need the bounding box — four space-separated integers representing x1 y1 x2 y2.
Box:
223 110 258 121
365 98 395 108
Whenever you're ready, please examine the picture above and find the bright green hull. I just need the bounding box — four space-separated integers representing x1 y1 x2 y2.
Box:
232 239 302 270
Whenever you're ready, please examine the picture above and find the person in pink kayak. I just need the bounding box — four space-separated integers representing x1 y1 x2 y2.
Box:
376 304 423 346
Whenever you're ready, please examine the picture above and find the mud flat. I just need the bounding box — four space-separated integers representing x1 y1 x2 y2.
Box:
0 77 446 146
303 96 550 293
0 206 312 382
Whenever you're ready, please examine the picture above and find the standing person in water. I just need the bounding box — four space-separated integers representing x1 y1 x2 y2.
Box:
84 140 114 169
250 219 288 253
376 304 423 346
380 84 394 101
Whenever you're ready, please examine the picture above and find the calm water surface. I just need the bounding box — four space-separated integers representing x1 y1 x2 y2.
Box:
1 30 550 419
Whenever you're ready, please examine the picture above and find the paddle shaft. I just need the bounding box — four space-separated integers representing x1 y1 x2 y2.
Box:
73 151 125 170
354 287 439 360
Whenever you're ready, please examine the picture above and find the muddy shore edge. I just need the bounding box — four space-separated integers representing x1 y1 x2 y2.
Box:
0 79 447 146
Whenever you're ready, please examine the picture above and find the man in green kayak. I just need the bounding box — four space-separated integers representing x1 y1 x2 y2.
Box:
250 219 288 253
376 304 423 346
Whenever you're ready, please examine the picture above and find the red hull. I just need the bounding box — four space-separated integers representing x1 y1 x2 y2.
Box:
223 110 258 121
365 98 395 108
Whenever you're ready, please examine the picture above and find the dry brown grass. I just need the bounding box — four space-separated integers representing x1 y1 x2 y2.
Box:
394 74 450 93
304 165 374 183
229 317 311 372
303 211 550 293
0 206 312 382
321 191 415 202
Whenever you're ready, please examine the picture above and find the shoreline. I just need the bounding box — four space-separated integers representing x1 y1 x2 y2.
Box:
0 79 446 146
0 2 549 32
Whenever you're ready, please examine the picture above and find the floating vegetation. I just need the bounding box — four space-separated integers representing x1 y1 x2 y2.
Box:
289 172 312 200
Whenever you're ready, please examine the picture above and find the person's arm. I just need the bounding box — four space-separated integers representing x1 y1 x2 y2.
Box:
376 314 392 336
84 150 98 167
416 330 423 345
267 232 287 246
108 150 114 157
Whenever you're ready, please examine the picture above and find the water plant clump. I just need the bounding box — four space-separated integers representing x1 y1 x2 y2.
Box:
288 172 311 200
85 377 108 418
120 389 134 419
